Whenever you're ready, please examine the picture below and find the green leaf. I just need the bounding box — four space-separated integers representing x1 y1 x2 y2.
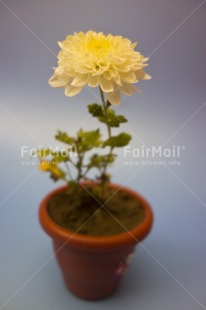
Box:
87 153 116 169
99 109 128 127
55 130 74 145
78 129 102 148
103 133 131 148
88 103 127 127
116 115 128 123
88 103 103 117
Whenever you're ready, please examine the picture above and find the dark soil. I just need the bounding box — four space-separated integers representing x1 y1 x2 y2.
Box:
48 184 145 236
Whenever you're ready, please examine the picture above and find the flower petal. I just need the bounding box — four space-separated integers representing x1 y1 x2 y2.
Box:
135 69 146 80
87 76 99 87
119 84 133 96
65 85 83 96
48 75 68 87
107 90 121 105
39 161 50 171
99 76 114 92
71 74 89 87
143 74 152 80
104 70 113 80
122 71 137 83
130 85 141 93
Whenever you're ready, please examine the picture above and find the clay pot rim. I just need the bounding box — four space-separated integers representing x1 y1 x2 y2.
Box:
39 182 153 251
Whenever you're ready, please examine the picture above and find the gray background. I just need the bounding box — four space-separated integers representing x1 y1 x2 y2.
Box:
0 0 206 309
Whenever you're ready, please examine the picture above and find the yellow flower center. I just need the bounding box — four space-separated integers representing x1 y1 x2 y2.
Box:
86 37 111 57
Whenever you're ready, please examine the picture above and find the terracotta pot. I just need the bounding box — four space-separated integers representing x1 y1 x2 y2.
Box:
39 183 153 300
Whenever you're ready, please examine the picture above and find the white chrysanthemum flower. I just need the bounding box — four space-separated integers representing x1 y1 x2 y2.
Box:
49 31 151 105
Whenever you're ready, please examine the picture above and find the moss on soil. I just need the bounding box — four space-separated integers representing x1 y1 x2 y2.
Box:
48 184 145 236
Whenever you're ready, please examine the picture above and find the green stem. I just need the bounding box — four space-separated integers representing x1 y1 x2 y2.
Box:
77 152 84 181
99 86 113 182
99 87 111 138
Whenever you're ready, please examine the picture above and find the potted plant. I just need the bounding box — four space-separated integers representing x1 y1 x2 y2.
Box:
38 30 153 300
